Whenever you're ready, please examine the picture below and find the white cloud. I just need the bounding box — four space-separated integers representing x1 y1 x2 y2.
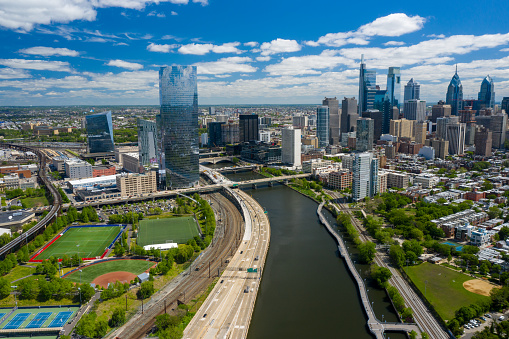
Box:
171 11 178 15
147 43 178 53
107 59 143 70
244 41 258 47
147 11 165 18
19 46 79 57
500 48 509 52
192 0 208 5
256 56 271 62
194 57 256 75
427 34 445 38
264 50 353 76
0 68 31 79
260 38 301 56
383 41 405 46
178 42 242 55
0 59 71 72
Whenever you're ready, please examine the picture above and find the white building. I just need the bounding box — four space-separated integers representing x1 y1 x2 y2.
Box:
282 127 302 167
259 131 270 143
352 152 378 202
200 133 208 146
413 173 439 188
418 146 435 160
403 99 427 121
64 159 93 179
302 159 333 173
67 175 118 190
123 152 142 173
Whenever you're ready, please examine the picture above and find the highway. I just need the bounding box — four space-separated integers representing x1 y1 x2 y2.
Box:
183 189 270 339
107 191 244 339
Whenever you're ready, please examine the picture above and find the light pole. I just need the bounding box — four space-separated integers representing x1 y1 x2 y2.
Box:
78 287 81 305
79 269 82 285
11 286 17 306
425 280 428 298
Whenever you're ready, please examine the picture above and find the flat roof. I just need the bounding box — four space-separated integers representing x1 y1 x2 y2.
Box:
0 211 35 225
68 175 117 186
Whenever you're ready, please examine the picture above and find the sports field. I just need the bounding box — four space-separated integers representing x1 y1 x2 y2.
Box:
0 306 79 330
64 259 153 284
32 225 124 261
137 216 199 246
405 262 490 320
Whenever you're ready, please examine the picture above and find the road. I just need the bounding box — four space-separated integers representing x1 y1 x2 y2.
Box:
183 189 270 339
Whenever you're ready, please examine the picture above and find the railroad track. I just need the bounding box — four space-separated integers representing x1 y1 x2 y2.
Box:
109 191 244 339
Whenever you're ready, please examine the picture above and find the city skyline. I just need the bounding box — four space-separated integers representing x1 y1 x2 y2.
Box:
0 1 509 105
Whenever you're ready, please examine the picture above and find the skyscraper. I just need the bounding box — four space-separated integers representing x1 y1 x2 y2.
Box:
404 78 420 102
446 68 464 116
352 152 378 202
208 122 225 147
358 55 377 114
446 120 466 155
478 75 495 109
490 114 507 149
158 65 199 189
341 97 358 138
316 106 329 148
323 97 340 145
137 118 157 166
86 111 114 154
282 127 301 167
356 118 374 151
431 100 452 123
239 114 259 143
403 99 426 121
474 126 492 157
363 110 382 142
385 67 401 108
501 97 509 113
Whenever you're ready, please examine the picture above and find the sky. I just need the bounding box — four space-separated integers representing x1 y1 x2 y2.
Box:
1 0 509 106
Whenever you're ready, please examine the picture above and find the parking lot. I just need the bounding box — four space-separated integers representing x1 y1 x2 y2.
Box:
462 312 508 338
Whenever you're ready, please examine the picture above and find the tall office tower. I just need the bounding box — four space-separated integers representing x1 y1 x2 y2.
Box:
158 65 199 189
478 75 495 109
137 118 157 166
323 97 340 145
239 114 259 143
436 116 452 140
352 152 378 202
474 126 492 157
341 97 358 138
86 111 114 154
431 100 452 123
356 118 374 151
363 110 382 141
490 114 507 148
221 123 239 144
390 119 414 139
358 55 377 114
282 127 302 167
459 106 477 146
316 106 329 148
216 115 228 123
403 99 426 121
431 139 449 160
292 115 308 130
446 120 466 155
501 97 509 113
404 78 420 102
373 88 387 111
385 67 401 108
208 122 225 147
414 121 427 144
209 107 215 115
446 68 464 115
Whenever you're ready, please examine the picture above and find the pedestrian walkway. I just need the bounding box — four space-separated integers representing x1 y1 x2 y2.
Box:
317 202 421 339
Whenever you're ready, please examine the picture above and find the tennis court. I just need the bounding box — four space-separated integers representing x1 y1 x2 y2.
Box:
31 224 125 261
0 306 79 330
137 216 200 246
26 312 51 329
4 313 30 329
48 311 72 328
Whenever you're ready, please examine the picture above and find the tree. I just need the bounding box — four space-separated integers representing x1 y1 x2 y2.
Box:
371 265 392 288
358 241 376 264
110 307 125 327
79 283 95 302
488 206 502 219
0 278 11 299
137 281 154 299
389 244 406 267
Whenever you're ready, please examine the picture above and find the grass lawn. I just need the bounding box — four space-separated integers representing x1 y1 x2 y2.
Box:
64 259 154 284
3 266 35 283
405 262 489 321
21 196 49 208
33 225 123 261
137 216 200 246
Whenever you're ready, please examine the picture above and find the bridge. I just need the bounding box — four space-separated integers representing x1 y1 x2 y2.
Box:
214 164 260 173
199 156 233 164
317 202 422 339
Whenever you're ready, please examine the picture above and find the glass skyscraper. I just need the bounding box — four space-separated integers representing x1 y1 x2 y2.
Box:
385 67 401 108
358 55 377 114
316 105 329 148
86 111 114 154
404 78 420 102
446 68 463 116
352 152 378 202
478 75 495 109
137 118 157 166
157 65 199 189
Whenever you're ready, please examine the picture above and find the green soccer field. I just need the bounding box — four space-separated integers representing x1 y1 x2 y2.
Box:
137 216 200 247
65 259 153 284
33 225 123 261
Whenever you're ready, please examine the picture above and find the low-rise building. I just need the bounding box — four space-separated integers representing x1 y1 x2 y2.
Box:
413 173 439 188
76 188 122 202
302 158 333 173
92 165 116 177
64 159 93 179
67 175 118 190
122 153 142 173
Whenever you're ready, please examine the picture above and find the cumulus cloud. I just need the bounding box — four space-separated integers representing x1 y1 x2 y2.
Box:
264 50 353 76
107 59 143 70
178 42 242 55
0 59 71 72
256 56 271 62
147 11 165 18
194 57 256 75
147 43 178 53
0 68 31 79
260 38 301 56
171 11 178 15
383 41 405 46
19 46 79 57
244 41 259 47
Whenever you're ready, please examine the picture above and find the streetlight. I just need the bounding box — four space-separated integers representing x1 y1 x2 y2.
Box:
11 286 17 306
79 270 83 285
78 287 82 305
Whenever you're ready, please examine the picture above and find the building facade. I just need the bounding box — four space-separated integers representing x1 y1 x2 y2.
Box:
239 114 259 143
404 78 420 102
478 75 495 109
356 118 374 151
474 126 492 157
282 127 302 167
64 159 93 179
86 111 114 154
137 118 157 166
316 106 329 148
116 171 157 197
446 69 464 116
352 152 378 201
403 99 426 121
323 97 340 145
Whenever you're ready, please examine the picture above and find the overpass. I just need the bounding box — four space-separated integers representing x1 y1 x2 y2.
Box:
199 156 233 164
214 164 260 173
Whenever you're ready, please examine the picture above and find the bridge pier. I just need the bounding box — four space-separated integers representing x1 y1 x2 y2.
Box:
252 184 257 189
268 181 273 187
284 179 288 184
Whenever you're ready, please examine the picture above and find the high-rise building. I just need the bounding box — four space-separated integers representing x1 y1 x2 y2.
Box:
490 114 507 149
292 115 308 130
390 119 414 139
431 100 451 123
208 122 225 147
478 75 495 109
414 121 427 144
137 118 157 166
356 118 374 151
259 131 270 143
352 152 378 202
323 97 340 145
157 65 199 189
221 123 239 144
209 107 215 115
216 115 228 123
474 126 492 157
501 97 509 113
86 111 114 154
363 110 382 142
446 120 466 155
358 55 377 114
385 67 401 108
431 139 449 160
446 68 464 116
404 78 420 102
282 127 302 167
341 97 358 138
403 99 426 121
239 114 259 143
316 106 329 148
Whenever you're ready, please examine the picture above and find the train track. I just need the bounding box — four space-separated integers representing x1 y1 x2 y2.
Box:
326 191 449 339
109 191 244 339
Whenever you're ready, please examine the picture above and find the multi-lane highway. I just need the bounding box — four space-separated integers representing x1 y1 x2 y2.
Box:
183 189 270 339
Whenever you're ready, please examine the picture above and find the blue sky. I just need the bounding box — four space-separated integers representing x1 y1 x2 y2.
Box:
1 0 509 106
